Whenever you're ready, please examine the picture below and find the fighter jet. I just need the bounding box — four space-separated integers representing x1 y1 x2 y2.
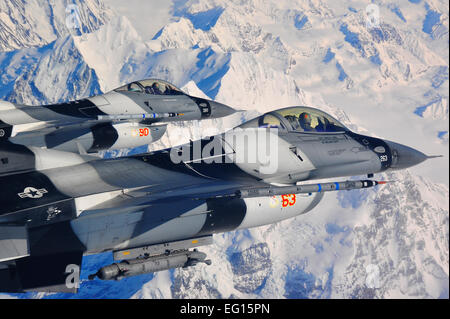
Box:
0 106 436 292
0 79 235 154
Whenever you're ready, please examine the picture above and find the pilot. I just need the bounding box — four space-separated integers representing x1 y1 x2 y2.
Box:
299 112 314 131
165 84 178 95
151 82 166 95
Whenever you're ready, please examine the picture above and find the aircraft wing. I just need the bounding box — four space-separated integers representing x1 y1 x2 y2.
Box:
0 177 261 293
0 175 383 293
0 223 83 293
0 225 29 263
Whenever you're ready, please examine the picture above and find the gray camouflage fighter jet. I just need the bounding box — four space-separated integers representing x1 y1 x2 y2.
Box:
0 79 235 154
0 106 437 293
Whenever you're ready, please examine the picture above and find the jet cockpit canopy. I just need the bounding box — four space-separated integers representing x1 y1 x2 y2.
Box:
114 79 185 96
240 106 348 133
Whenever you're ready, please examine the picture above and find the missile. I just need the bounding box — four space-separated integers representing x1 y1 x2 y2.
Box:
236 180 386 198
97 112 185 121
89 249 211 281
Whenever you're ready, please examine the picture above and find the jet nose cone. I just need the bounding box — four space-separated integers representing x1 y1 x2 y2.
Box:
209 101 236 118
385 140 428 170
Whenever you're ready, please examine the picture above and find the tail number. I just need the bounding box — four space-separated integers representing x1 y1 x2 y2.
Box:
281 194 296 207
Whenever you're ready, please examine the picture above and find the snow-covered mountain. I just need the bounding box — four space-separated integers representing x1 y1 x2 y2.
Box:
0 0 448 299
0 0 112 52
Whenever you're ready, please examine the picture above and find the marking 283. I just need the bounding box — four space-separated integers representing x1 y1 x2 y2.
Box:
281 194 296 207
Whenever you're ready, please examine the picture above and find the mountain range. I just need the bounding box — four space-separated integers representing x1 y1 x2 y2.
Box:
0 0 448 299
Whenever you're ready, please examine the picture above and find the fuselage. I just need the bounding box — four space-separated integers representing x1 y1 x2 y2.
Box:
0 120 427 259
0 79 235 153
0 105 433 293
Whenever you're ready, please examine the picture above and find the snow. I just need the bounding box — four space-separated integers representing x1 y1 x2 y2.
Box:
176 6 225 31
322 48 335 63
103 0 172 41
73 15 152 92
423 3 442 38
0 0 112 52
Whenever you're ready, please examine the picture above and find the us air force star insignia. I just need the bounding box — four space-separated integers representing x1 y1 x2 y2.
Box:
18 187 48 199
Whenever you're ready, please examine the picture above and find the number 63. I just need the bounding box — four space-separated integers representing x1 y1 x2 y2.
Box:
281 194 296 207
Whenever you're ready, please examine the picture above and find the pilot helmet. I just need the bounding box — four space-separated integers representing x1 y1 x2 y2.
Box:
299 112 311 124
